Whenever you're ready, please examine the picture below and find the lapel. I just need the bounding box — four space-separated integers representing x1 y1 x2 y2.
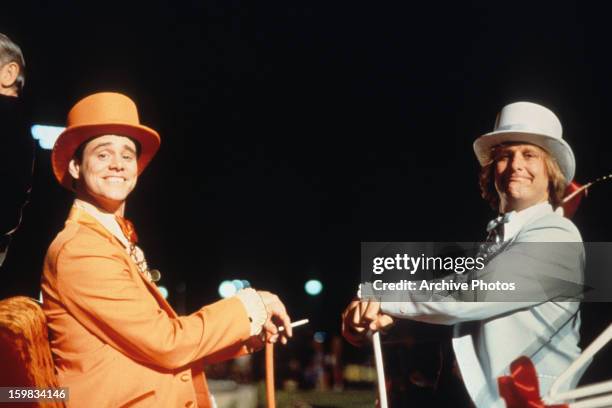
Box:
67 206 178 318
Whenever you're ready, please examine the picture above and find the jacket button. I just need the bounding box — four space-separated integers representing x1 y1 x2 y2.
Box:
185 401 194 407
180 374 190 382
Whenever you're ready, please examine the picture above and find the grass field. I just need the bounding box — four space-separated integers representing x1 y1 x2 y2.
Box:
258 385 376 408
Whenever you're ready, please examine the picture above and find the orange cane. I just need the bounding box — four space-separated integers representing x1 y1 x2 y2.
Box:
264 319 309 408
265 342 276 408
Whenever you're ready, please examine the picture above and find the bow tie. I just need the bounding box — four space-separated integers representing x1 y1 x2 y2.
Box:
486 213 513 233
484 212 513 245
115 216 138 245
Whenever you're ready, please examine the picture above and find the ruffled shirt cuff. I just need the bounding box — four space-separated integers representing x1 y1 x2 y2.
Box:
235 288 267 336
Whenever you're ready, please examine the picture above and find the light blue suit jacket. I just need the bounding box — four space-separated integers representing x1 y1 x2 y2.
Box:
381 207 585 407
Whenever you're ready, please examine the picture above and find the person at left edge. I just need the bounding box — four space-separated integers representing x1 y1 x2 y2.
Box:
41 92 293 408
0 32 33 272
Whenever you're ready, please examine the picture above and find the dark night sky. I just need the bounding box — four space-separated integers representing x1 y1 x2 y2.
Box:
2 1 611 375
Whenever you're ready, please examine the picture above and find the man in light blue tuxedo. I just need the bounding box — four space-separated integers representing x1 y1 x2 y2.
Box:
342 102 585 407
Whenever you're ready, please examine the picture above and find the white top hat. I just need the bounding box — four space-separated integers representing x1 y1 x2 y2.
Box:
473 101 575 183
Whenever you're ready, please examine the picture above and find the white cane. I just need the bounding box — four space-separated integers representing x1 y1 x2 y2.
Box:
372 330 388 408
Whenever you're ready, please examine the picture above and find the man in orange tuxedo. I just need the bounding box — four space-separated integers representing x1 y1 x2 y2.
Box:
41 92 292 407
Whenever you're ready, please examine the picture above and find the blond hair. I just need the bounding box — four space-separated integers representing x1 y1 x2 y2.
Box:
479 144 566 210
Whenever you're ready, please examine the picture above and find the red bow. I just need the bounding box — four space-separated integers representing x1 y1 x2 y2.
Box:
561 180 586 219
498 356 568 408
115 216 139 245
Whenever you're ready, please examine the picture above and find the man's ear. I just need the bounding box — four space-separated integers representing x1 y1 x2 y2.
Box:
68 158 81 180
0 62 19 89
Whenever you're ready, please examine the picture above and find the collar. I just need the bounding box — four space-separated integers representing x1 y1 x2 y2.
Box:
73 199 130 248
67 201 176 318
489 201 554 242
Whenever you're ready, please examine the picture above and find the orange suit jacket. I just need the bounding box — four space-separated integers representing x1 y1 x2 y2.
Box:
42 206 252 407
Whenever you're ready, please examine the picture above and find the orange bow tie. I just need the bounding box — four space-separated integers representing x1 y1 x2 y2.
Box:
115 216 139 245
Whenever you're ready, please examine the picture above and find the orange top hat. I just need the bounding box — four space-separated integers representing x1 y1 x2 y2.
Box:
52 92 161 190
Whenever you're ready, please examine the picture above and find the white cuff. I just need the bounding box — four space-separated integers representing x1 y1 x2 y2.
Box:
235 288 267 336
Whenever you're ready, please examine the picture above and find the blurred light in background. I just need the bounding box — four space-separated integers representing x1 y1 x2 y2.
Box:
158 285 168 299
218 280 237 298
313 331 326 343
304 279 323 296
31 124 65 149
218 279 251 298
232 279 245 290
343 364 377 383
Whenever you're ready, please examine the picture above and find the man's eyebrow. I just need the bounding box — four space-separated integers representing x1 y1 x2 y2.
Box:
123 145 137 154
493 147 512 155
90 142 136 153
90 142 112 152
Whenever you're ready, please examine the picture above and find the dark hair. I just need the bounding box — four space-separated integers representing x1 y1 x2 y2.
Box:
0 33 26 94
479 143 567 210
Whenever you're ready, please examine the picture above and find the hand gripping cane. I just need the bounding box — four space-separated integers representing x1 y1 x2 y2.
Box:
358 284 389 408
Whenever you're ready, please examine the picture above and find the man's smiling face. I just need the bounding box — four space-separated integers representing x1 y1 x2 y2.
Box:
69 135 138 212
494 143 550 212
